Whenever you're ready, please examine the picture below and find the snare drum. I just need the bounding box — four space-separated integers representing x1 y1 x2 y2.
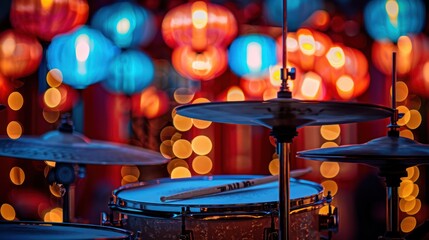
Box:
0 221 133 240
109 175 327 240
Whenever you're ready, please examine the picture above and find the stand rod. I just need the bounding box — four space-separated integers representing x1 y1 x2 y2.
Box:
277 141 292 240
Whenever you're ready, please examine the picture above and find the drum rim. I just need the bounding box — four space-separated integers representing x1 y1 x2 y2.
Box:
111 175 324 216
0 220 133 239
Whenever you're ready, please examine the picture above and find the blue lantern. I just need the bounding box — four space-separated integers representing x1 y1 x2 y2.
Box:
263 0 323 31
364 0 425 42
102 50 155 95
47 26 119 89
91 1 156 48
228 34 277 78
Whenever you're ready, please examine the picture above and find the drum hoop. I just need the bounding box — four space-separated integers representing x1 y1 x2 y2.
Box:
0 221 133 239
111 175 324 216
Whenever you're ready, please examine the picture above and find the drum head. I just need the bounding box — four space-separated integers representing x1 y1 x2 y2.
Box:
112 175 323 215
0 221 131 240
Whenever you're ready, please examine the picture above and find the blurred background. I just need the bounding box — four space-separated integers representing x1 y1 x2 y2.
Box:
0 0 428 239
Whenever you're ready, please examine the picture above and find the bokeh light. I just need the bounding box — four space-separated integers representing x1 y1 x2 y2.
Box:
321 180 338 196
7 121 22 139
191 135 212 155
320 162 340 178
192 156 213 174
172 139 193 159
0 203 16 221
8 92 23 111
400 216 416 233
9 166 25 185
46 68 63 87
320 125 341 140
171 166 192 179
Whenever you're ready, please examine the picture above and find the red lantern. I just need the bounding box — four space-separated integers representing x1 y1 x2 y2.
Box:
10 0 89 41
162 1 237 51
172 45 227 81
0 30 43 78
131 86 169 119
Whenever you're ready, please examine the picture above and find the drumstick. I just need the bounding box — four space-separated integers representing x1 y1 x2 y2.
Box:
160 167 312 202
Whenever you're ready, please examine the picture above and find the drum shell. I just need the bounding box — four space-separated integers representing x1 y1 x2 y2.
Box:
109 175 325 240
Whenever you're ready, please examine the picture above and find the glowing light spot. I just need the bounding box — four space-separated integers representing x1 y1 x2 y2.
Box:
399 179 414 198
43 207 62 222
43 110 60 123
160 140 174 159
298 31 316 55
400 216 416 233
321 142 339 148
191 135 212 155
269 158 279 175
408 166 420 182
321 180 338 196
8 92 23 111
319 205 336 215
396 105 410 126
121 175 138 185
44 88 62 108
1 204 15 221
49 184 62 198
406 199 421 215
75 35 90 62
192 119 212 129
336 75 354 99
7 121 22 139
192 98 210 104
399 129 414 140
41 0 53 9
174 88 195 104
404 184 419 201
46 69 63 87
400 198 416 212
191 2 208 29
173 114 193 132
320 125 341 141
116 18 131 34
385 0 399 18
398 36 412 55
326 47 345 68
160 126 178 141
9 166 25 185
320 162 340 179
172 139 193 159
301 72 321 99
391 81 408 102
406 110 421 130
171 166 192 179
121 166 140 178
45 161 56 167
247 42 262 71
269 65 282 87
192 156 213 174
227 86 245 101
167 159 189 174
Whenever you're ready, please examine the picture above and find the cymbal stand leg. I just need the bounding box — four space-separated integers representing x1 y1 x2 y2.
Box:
63 183 71 223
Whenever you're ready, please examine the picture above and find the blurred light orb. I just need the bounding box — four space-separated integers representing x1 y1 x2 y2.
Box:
162 1 237 50
7 121 22 139
103 50 154 95
192 156 213 174
172 46 228 81
8 92 23 111
46 69 63 87
263 0 323 31
228 34 277 78
131 86 169 119
0 203 15 221
0 30 43 78
91 1 156 48
364 0 425 42
47 26 119 89
10 0 89 41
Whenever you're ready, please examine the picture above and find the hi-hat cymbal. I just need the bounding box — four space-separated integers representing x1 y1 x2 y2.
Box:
0 130 168 165
297 136 429 168
176 98 393 128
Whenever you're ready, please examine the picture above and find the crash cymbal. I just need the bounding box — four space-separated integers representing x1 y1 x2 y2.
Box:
0 130 168 165
176 98 393 128
297 136 429 167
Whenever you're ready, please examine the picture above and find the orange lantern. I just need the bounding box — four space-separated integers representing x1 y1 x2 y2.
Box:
10 0 89 41
162 1 237 51
131 86 169 119
0 30 43 78
172 45 227 81
372 34 429 76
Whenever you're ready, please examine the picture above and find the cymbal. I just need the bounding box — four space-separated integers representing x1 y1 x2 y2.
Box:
176 98 393 128
0 130 168 165
297 136 429 167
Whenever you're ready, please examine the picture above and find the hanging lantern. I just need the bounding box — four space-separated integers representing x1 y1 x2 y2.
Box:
46 26 119 89
263 0 323 31
131 86 169 119
172 45 227 81
102 50 155 95
10 0 89 41
0 29 43 78
228 34 277 79
162 1 237 51
364 0 425 42
372 34 429 76
91 2 156 48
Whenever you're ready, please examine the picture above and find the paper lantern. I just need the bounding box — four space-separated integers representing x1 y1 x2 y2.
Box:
131 86 169 119
263 0 323 31
364 0 425 42
46 26 119 89
10 0 89 41
162 1 237 51
228 34 277 78
0 29 43 78
91 2 156 48
172 45 227 81
103 50 155 95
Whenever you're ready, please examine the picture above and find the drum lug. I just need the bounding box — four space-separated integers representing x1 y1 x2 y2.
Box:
264 209 278 240
100 210 127 228
179 207 194 240
319 191 339 236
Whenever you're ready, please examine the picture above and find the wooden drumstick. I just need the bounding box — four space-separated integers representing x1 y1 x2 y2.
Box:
160 167 312 202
